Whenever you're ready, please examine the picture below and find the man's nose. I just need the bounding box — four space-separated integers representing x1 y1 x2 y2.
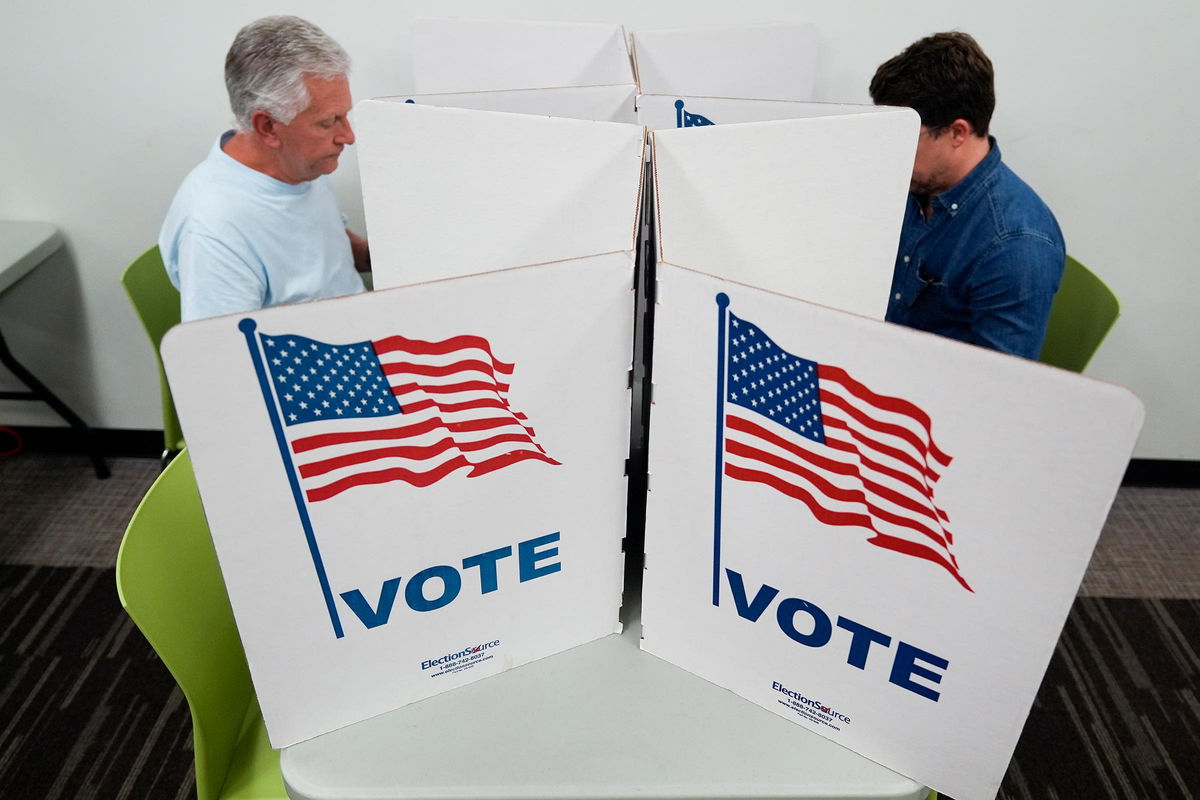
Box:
336 118 355 146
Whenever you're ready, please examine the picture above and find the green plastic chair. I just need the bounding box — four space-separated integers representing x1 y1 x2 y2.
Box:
120 245 185 458
116 450 286 800
1038 255 1120 373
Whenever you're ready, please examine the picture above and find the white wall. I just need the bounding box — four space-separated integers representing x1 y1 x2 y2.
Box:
2 0 1196 459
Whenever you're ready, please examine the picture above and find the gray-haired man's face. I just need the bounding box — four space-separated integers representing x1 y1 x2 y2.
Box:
269 74 355 184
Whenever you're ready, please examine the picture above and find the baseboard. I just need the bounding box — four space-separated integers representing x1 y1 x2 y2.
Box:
6 426 1200 487
4 426 163 459
1121 459 1200 488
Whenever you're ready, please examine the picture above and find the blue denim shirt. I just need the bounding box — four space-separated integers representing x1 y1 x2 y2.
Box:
885 138 1065 359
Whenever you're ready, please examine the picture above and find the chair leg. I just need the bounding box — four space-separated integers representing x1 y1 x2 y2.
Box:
0 326 109 479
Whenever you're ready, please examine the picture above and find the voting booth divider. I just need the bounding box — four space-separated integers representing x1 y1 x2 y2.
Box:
160 19 1145 800
407 17 820 104
648 104 916 317
630 23 819 102
162 256 636 748
405 18 640 125
640 267 1142 800
409 18 636 96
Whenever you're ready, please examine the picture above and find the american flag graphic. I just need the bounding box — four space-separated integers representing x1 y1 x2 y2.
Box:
258 331 559 503
675 99 715 128
722 311 971 591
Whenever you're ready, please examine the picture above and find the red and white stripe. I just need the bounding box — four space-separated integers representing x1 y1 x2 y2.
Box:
725 364 970 592
289 334 558 502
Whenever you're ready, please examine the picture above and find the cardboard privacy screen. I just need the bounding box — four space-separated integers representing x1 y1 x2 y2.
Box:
652 105 917 319
162 256 633 747
357 99 645 290
360 99 913 318
631 23 819 101
410 18 634 94
387 19 913 317
637 95 883 130
392 86 638 124
641 264 1144 800
410 19 818 102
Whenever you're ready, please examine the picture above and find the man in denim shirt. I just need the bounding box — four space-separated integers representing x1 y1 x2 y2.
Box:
870 33 1065 359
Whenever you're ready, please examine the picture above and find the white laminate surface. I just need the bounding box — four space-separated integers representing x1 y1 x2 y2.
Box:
281 606 928 800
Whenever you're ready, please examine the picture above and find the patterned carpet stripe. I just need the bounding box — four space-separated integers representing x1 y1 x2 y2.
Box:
0 565 195 800
991 596 1200 800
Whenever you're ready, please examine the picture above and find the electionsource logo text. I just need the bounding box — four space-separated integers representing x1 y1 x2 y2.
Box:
422 640 501 671
772 681 851 724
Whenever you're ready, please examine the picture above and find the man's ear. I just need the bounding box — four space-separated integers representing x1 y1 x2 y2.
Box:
948 118 975 146
250 110 284 149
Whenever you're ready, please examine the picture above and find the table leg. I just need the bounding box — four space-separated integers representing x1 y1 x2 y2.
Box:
0 326 109 479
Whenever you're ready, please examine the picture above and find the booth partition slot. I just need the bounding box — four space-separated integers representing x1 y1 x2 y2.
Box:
622 160 657 615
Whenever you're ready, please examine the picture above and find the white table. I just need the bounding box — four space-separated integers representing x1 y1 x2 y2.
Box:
281 602 929 800
0 220 108 477
0 220 64 293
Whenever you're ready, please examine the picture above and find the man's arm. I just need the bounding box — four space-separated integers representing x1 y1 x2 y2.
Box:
347 230 370 273
176 232 267 322
965 234 1065 359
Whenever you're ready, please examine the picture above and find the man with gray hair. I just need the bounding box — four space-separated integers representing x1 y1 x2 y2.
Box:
160 15 369 322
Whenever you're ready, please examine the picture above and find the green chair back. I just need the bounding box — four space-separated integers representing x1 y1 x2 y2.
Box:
116 450 286 800
120 245 185 452
1038 255 1120 373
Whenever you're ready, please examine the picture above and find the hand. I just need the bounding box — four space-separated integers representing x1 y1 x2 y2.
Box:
346 230 370 273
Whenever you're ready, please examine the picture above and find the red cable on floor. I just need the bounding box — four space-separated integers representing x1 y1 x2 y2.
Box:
0 426 23 457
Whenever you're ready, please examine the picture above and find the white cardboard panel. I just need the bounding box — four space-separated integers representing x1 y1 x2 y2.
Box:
357 100 645 289
641 264 1144 800
161 254 634 746
638 95 875 132
632 24 818 101
652 106 918 318
397 85 638 124
412 18 634 93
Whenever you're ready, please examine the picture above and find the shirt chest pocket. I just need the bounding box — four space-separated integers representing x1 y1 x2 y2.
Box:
894 261 945 309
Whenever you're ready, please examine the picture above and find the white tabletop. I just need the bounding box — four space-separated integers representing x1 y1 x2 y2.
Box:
281 605 928 800
0 220 63 295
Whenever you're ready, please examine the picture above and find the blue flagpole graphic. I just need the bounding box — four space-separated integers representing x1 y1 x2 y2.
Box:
239 318 345 639
675 98 716 128
713 293 730 606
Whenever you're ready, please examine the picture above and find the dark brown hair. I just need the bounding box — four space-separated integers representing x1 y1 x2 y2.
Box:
869 32 995 137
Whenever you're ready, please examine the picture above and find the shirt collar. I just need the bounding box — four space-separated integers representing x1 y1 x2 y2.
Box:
928 136 1001 218
212 130 311 196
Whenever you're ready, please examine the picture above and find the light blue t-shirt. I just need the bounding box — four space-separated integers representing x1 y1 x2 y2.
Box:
159 131 364 321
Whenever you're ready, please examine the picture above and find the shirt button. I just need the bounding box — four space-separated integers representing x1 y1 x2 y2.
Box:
903 255 910 263
894 292 902 300
950 203 959 211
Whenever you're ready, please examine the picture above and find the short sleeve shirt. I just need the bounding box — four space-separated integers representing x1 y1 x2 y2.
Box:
159 132 364 322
